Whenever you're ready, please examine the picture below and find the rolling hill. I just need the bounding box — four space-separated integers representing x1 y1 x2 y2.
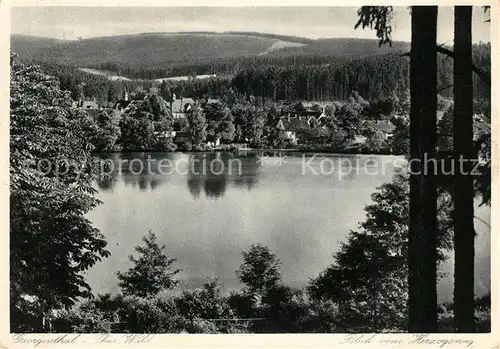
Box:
11 33 285 66
266 38 410 58
12 32 409 63
10 35 67 58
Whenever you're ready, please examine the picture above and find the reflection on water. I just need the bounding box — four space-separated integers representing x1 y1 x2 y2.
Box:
186 152 260 199
87 152 490 303
186 153 226 199
95 152 262 198
95 152 177 192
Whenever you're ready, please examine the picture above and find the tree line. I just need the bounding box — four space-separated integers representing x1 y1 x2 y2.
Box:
97 54 339 80
23 43 491 108
21 67 486 159
20 42 489 110
73 85 415 154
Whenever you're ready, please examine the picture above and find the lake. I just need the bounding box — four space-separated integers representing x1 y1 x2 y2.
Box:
85 152 490 303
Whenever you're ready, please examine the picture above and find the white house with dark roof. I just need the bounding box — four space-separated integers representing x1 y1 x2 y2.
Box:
81 100 98 109
276 115 311 144
170 93 195 119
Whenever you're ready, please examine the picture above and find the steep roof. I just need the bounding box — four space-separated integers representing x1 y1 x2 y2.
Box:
171 98 195 113
277 117 310 131
366 120 396 134
82 101 98 109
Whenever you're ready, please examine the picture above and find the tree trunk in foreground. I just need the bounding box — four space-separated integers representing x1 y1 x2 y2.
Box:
453 5 475 333
408 5 438 332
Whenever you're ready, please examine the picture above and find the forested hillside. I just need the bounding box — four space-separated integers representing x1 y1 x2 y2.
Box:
30 41 490 107
13 31 489 106
10 35 66 57
11 32 408 79
266 38 409 57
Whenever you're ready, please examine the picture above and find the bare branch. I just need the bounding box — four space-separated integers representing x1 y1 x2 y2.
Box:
474 216 490 228
436 46 491 86
437 84 453 93
400 47 491 86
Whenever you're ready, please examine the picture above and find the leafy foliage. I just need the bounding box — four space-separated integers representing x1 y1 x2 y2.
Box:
436 103 491 205
119 114 155 151
10 53 110 331
117 231 179 298
390 118 409 155
231 102 266 146
176 278 233 321
49 226 489 333
236 244 282 297
118 294 183 333
89 109 122 151
355 6 394 46
308 168 453 331
118 93 174 151
204 102 235 144
186 106 207 149
52 299 116 333
365 129 386 153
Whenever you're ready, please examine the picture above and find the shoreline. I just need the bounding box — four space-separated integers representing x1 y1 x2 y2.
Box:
93 148 405 157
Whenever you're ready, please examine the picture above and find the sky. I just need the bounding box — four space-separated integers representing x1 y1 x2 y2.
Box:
11 6 491 43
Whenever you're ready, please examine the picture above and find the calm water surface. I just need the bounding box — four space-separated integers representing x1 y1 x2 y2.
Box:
85 152 490 302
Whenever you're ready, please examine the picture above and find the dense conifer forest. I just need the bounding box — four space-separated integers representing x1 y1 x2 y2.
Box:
26 42 490 106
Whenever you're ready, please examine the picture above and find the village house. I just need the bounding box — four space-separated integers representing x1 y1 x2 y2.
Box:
365 120 396 140
151 120 192 147
72 96 99 109
81 99 99 109
170 93 195 119
274 105 328 145
276 115 311 145
349 120 396 149
303 109 327 124
282 108 327 126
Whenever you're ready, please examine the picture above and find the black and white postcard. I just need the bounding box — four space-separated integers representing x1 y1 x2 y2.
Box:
0 1 497 348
